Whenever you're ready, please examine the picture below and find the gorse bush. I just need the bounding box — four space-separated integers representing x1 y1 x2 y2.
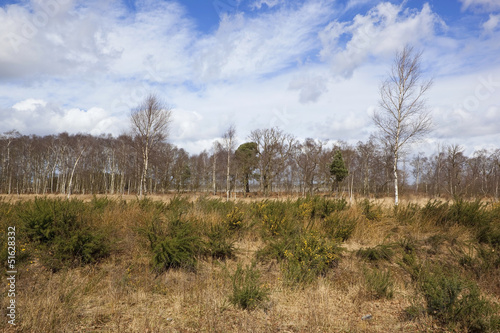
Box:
296 196 348 219
323 211 357 242
224 206 245 231
148 217 204 273
256 200 297 237
421 200 449 226
359 199 382 221
448 198 489 228
282 232 341 285
394 202 420 224
206 223 235 260
18 198 110 271
229 263 269 310
419 267 500 332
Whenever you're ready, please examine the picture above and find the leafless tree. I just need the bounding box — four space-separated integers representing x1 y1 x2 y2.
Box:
222 125 236 201
130 94 172 198
373 45 433 205
249 127 296 195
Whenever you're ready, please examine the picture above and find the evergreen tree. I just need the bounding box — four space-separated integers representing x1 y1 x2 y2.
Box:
330 150 348 192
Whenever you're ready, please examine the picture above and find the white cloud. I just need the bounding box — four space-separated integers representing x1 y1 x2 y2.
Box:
250 0 284 10
319 2 444 77
0 0 118 80
0 100 126 136
288 73 328 103
193 1 332 82
459 0 500 12
483 14 500 33
12 98 47 111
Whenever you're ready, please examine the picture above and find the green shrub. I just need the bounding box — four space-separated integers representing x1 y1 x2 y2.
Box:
359 199 382 221
20 198 86 243
394 202 420 224
49 229 110 270
224 206 245 231
357 244 394 262
364 268 394 299
421 200 449 226
448 198 489 228
256 200 298 237
419 267 500 332
195 196 234 215
282 232 341 285
90 195 114 212
323 211 357 242
296 196 348 219
206 224 235 260
17 198 110 271
256 237 292 263
165 195 191 215
229 263 269 310
148 217 204 273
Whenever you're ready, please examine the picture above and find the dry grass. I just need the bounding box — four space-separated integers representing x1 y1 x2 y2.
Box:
1 193 499 332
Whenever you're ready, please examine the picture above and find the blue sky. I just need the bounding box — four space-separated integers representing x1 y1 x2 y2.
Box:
0 0 499 155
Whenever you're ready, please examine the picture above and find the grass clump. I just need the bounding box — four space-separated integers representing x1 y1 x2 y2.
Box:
364 268 394 299
229 263 269 310
357 244 394 262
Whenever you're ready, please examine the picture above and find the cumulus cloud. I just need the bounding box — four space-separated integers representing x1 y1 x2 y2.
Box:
0 99 126 136
319 2 444 77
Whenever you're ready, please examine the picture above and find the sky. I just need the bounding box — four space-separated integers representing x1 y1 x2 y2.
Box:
0 0 499 155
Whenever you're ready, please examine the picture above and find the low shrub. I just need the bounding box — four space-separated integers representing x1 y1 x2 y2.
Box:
394 202 420 224
224 206 245 231
148 217 204 273
359 199 382 221
448 198 489 228
419 267 500 332
323 211 357 242
421 200 449 226
18 198 110 271
282 232 341 285
206 224 235 260
256 200 298 237
229 263 269 310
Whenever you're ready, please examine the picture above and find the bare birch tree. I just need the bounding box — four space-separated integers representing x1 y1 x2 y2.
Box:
131 94 172 199
222 125 236 201
373 45 433 206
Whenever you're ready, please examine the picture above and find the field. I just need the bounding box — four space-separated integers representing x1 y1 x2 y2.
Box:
1 194 500 332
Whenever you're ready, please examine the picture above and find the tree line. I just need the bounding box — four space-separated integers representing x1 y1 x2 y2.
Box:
0 129 498 199
1 46 498 200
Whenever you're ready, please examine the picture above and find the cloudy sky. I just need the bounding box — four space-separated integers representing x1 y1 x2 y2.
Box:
0 0 499 154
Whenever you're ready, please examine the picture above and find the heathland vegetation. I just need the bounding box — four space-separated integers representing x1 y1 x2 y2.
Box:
1 194 499 332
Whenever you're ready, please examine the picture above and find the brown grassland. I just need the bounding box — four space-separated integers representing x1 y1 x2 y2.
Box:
1 193 499 332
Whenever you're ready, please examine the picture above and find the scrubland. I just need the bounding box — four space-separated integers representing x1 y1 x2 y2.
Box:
1 194 500 332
